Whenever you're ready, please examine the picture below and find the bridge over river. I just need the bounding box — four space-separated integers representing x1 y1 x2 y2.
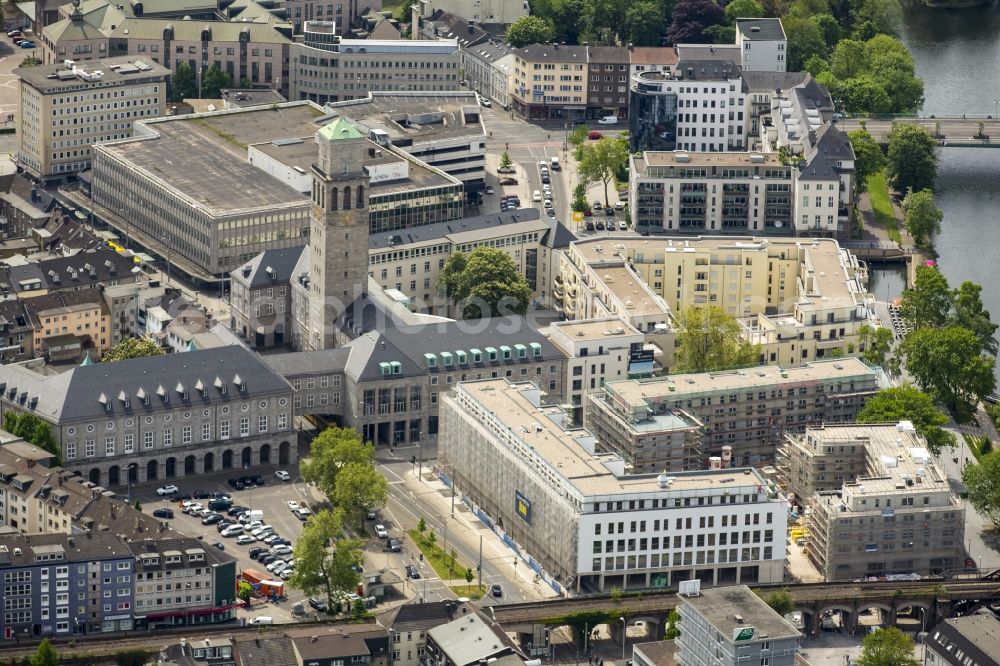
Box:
836 117 1000 147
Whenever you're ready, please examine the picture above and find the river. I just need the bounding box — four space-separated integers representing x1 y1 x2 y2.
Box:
867 5 1000 339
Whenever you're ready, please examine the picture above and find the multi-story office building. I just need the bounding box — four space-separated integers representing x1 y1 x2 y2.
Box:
0 345 295 488
630 151 794 234
804 423 964 580
675 584 800 666
324 91 487 191
412 0 528 26
546 319 645 426
735 19 787 73
289 21 460 104
15 55 169 181
127 537 237 629
924 615 1000 666
285 0 383 34
439 379 788 592
39 4 290 93
510 43 589 121
557 236 874 369
587 46 630 120
587 358 884 471
264 316 569 445
0 533 135 639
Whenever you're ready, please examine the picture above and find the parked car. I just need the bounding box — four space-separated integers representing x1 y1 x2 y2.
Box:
405 564 421 579
228 506 248 517
588 131 602 140
386 538 402 552
585 221 595 231
491 584 504 598
221 525 244 538
262 534 282 545
250 475 265 486
614 201 625 211
259 554 276 565
249 547 265 559
274 470 291 481
293 507 313 520
365 508 377 520
216 520 234 532
597 115 618 125
374 524 389 539
21 39 37 48
152 508 174 519
479 97 492 108
248 616 273 626
201 513 223 526
605 207 615 216
208 498 232 511
531 190 542 202
308 596 327 612
236 534 257 545
7 29 22 37
213 541 225 550
266 559 287 573
156 484 179 496
286 500 300 511
499 177 517 185
593 201 602 210
619 220 628 230
595 221 605 230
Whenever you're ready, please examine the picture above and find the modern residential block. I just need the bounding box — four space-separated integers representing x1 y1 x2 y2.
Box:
803 423 965 581
735 19 788 73
586 358 884 471
439 379 788 593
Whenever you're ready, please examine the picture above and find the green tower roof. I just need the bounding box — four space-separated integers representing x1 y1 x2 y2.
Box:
317 117 365 142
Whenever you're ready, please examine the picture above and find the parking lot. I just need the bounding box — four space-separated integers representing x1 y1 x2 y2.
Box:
132 466 317 624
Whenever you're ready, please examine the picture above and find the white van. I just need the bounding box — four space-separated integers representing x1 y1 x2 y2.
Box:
248 616 273 625
597 115 618 125
550 156 561 171
247 509 264 523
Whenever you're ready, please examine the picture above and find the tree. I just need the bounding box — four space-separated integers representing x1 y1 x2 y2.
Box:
887 123 937 194
857 627 919 666
855 0 903 37
332 462 388 530
953 281 999 357
239 77 253 88
577 136 629 208
585 0 630 44
550 0 587 45
901 326 996 416
811 13 840 48
963 451 1000 524
417 516 427 534
568 125 589 150
201 64 231 99
830 39 868 80
505 16 556 48
465 567 474 584
664 609 681 639
762 589 796 616
103 335 164 362
901 188 943 247
3 412 60 464
838 75 892 115
783 16 826 72
848 130 886 190
864 35 923 112
724 0 763 21
624 1 667 47
673 305 760 373
664 0 725 45
857 385 955 454
171 62 197 102
899 265 953 331
437 248 532 319
288 509 363 609
571 183 589 213
499 151 513 171
31 639 59 666
802 54 829 76
237 581 252 603
300 426 375 500
857 324 893 367
134 499 142 511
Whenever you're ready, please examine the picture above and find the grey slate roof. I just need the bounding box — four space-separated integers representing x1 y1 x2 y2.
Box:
737 18 787 41
0 345 291 424
674 59 742 81
424 10 490 48
741 70 808 94
368 208 542 251
262 348 352 377
799 125 853 181
0 533 132 568
515 43 588 64
926 614 1000 666
127 536 236 570
380 600 460 632
4 246 137 294
233 245 307 289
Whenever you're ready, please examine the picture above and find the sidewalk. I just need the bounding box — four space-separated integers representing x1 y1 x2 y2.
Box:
399 463 562 602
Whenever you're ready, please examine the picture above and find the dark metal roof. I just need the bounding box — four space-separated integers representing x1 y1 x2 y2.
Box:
736 18 787 41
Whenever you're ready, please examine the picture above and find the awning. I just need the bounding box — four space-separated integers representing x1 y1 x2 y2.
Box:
142 603 239 620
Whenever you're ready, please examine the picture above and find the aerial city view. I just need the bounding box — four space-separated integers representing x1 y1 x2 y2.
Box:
0 0 998 663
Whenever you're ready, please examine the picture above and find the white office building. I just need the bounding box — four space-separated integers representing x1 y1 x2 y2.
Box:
735 19 788 73
439 379 790 593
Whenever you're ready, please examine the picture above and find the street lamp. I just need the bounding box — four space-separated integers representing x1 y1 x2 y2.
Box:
126 463 138 503
619 616 626 662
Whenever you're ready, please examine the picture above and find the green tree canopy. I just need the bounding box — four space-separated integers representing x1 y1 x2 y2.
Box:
201 64 232 99
887 123 938 194
664 0 725 45
839 75 892 115
499 151 513 170
724 0 764 21
857 627 918 666
901 188 943 247
577 136 629 207
332 461 388 530
830 39 868 80
437 248 532 319
953 281 999 357
31 639 59 666
857 324 894 368
901 326 996 416
848 129 887 191
762 589 796 616
963 451 1000 524
899 265 953 331
571 182 589 213
300 426 375 500
237 581 253 602
856 385 955 454
783 16 826 72
171 62 197 102
103 335 164 362
505 15 556 48
673 305 760 373
624 1 668 47
287 509 363 609
664 609 681 639
812 13 840 48
855 0 903 37
3 412 60 464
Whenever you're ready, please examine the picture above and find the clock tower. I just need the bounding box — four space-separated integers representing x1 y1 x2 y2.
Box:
307 117 371 350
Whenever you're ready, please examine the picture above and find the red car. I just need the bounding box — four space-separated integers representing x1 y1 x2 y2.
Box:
583 209 593 217
588 131 602 140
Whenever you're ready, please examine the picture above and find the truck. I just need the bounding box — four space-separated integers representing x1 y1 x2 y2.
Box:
247 509 264 523
240 568 286 599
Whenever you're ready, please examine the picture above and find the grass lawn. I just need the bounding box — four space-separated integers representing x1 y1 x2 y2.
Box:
866 171 902 244
962 433 992 461
449 584 486 599
380 0 411 20
407 529 474 580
